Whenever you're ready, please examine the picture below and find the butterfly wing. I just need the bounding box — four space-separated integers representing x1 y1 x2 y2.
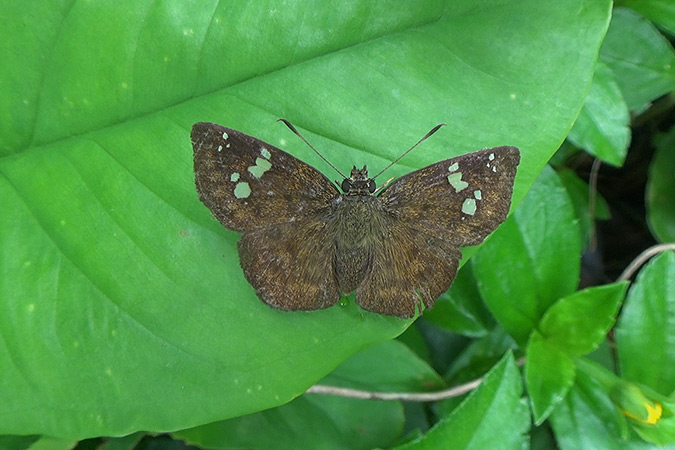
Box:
238 220 339 311
355 221 462 317
379 146 520 246
192 122 339 232
192 122 341 310
355 146 520 317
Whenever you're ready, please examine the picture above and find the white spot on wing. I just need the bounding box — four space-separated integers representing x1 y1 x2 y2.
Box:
474 190 482 200
261 148 271 159
230 172 240 182
447 172 468 192
248 157 272 178
234 182 251 198
462 198 477 215
448 162 459 172
222 132 229 140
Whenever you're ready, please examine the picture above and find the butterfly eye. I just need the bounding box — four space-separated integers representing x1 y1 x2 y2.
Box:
341 179 352 193
368 179 376 193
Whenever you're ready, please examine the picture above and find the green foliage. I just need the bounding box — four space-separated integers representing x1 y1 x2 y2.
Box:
567 62 631 166
2 0 675 448
647 128 675 242
395 353 529 450
617 252 675 394
527 283 628 423
473 166 581 346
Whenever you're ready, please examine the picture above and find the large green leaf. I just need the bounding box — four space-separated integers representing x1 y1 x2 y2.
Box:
0 0 611 439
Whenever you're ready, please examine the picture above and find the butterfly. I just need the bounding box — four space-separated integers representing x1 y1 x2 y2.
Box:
191 121 520 318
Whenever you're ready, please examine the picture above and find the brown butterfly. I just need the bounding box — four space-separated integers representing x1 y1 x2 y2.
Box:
191 121 519 318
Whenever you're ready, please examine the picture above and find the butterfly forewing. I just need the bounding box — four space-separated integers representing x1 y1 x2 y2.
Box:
192 122 339 232
192 122 341 311
379 146 520 246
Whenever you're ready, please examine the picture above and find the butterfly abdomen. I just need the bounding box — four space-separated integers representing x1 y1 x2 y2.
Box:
332 195 391 293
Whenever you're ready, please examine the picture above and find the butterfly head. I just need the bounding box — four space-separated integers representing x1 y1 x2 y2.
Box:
341 165 376 196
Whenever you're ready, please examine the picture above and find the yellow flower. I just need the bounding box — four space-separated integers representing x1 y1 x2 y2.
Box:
622 401 663 425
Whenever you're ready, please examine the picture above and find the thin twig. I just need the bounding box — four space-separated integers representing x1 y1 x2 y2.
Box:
306 357 526 402
588 158 602 250
617 243 675 282
306 378 482 402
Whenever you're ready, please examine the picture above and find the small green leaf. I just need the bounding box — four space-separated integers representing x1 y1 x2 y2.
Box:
527 283 627 423
26 437 78 450
616 0 675 35
176 394 403 450
103 433 145 450
474 166 581 345
176 341 433 449
616 251 675 394
394 353 529 450
439 327 518 418
549 361 632 449
568 62 631 167
526 331 576 424
610 382 675 446
599 8 675 112
540 282 628 356
557 169 611 248
0 436 40 450
319 340 445 392
425 264 494 337
646 126 675 243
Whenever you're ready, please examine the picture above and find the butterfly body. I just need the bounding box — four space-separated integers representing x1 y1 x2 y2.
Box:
332 186 388 293
192 122 520 317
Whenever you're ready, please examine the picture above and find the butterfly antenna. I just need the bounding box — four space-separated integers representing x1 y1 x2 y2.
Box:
371 123 446 180
277 119 348 179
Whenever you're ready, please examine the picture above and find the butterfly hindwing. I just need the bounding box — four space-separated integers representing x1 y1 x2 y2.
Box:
238 220 340 311
355 220 461 317
192 122 339 232
379 146 520 246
